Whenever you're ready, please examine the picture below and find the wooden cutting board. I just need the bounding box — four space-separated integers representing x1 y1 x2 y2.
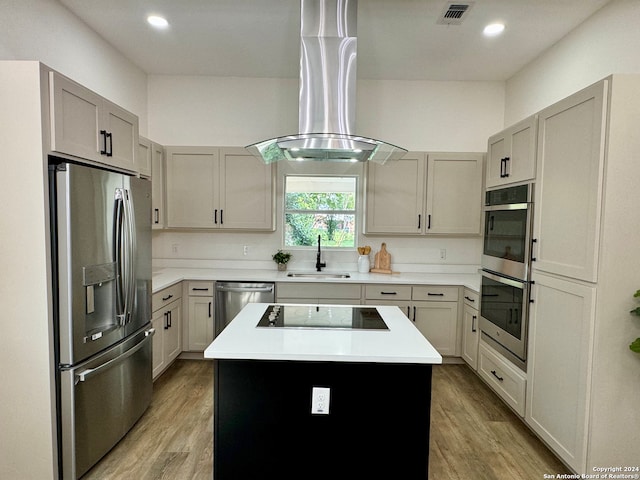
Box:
371 243 393 274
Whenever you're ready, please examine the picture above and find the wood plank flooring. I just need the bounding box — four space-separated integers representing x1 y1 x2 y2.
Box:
83 360 569 479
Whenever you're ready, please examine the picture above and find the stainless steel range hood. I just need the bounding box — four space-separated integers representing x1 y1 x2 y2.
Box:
246 0 407 165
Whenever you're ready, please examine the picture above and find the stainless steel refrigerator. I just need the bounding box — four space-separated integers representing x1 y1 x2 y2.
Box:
49 160 154 479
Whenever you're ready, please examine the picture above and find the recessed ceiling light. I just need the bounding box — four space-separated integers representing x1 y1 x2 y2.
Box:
483 23 505 37
147 15 169 29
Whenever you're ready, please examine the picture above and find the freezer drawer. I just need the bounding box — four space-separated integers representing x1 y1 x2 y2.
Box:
59 326 154 479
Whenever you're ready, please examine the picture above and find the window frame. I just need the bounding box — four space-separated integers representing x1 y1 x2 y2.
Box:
283 174 359 250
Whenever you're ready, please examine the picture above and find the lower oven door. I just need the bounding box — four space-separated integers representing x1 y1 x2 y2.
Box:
479 270 529 364
59 325 154 479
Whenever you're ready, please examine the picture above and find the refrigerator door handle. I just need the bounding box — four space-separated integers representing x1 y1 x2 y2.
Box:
114 188 127 325
123 188 137 324
75 330 154 383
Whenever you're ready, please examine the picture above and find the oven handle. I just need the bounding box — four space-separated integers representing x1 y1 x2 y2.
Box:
481 270 528 289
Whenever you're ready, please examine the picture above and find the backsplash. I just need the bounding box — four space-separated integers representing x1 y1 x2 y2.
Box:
152 230 482 274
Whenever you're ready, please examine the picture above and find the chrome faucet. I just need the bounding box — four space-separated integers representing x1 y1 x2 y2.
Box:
316 235 326 272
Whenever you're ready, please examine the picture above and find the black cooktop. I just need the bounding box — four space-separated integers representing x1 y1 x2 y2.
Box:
256 304 389 330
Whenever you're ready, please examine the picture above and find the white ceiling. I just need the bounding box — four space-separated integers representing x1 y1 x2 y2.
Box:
59 0 611 82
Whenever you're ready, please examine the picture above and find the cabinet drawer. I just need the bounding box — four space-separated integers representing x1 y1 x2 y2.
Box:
412 285 459 302
478 342 526 417
277 283 362 300
152 282 183 312
463 288 479 309
188 281 214 296
364 284 412 301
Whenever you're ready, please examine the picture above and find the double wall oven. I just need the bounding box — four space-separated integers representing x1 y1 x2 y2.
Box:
480 184 534 370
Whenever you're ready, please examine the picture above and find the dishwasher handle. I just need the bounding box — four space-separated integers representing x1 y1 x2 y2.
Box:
216 285 274 294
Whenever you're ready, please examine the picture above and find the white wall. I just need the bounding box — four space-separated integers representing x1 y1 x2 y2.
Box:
149 75 502 271
505 0 640 125
0 0 148 133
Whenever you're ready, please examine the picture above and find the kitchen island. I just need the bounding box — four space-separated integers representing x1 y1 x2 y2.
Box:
204 303 442 480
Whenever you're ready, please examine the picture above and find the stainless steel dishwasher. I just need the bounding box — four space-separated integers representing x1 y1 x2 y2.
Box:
215 281 275 336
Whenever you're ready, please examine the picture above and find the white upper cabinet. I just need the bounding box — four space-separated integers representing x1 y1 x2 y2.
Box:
365 152 426 234
151 141 165 229
532 81 607 282
49 71 139 172
425 153 483 235
486 116 536 188
165 146 275 230
138 136 152 178
365 152 483 235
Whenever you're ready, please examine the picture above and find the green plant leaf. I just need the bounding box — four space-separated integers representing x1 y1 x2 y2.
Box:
634 290 640 298
630 307 640 316
630 338 640 353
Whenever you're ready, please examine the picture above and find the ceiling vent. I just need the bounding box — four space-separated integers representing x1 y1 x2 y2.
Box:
437 2 474 25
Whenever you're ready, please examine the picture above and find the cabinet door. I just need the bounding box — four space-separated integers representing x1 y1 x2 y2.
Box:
486 133 507 189
412 301 458 356
164 300 182 363
533 81 607 282
49 71 102 162
486 116 536 188
365 152 426 233
363 300 411 318
526 272 595 472
138 136 152 178
218 147 274 230
425 153 483 235
461 304 479 369
187 296 214 351
165 147 218 228
151 309 166 379
151 142 165 229
103 99 138 171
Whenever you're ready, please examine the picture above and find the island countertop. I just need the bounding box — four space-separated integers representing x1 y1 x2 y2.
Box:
204 303 443 364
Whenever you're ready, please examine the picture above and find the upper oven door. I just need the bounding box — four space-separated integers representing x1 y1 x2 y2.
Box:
482 203 533 280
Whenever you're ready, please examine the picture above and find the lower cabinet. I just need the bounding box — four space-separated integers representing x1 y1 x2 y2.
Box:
461 288 480 369
478 341 526 417
276 283 363 305
185 281 215 352
151 283 183 380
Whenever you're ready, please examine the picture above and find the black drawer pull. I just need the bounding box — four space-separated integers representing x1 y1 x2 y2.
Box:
464 296 475 302
380 291 397 295
491 370 504 382
162 294 173 301
192 288 210 291
427 293 444 296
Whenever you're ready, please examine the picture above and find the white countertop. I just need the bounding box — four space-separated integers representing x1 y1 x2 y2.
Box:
204 303 443 364
152 267 480 293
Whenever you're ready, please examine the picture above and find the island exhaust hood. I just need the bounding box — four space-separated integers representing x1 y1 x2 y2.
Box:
246 0 407 165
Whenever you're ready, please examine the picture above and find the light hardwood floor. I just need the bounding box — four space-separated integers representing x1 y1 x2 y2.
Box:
83 360 569 479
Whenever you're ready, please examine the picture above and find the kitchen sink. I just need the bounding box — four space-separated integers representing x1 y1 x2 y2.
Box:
287 272 351 279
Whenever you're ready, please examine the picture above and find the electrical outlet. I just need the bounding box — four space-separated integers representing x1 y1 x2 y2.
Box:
440 248 447 260
172 244 179 255
311 387 330 415
243 245 249 256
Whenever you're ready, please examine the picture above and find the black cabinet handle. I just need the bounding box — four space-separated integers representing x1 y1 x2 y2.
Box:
192 287 210 292
168 310 172 328
380 291 397 295
406 306 411 318
214 209 218 224
164 312 169 330
209 302 212 318
499 158 504 177
427 214 431 229
464 296 475 303
154 208 159 224
418 214 421 229
412 306 416 322
531 238 538 262
162 294 173 301
471 315 477 332
427 292 444 297
100 130 108 155
220 209 223 225
503 157 510 177
491 370 504 382
106 132 113 157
